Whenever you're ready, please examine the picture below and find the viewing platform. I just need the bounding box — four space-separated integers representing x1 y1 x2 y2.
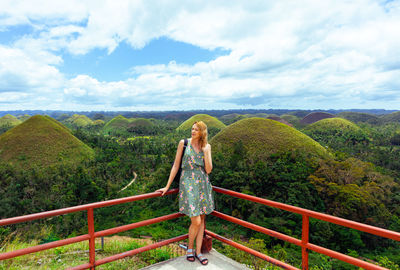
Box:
141 249 251 270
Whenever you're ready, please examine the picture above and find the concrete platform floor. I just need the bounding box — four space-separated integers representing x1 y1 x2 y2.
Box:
140 249 251 270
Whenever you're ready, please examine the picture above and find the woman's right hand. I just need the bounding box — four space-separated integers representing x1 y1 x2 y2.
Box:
156 187 168 196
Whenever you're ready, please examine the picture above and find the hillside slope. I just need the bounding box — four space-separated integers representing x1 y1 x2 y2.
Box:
0 115 94 168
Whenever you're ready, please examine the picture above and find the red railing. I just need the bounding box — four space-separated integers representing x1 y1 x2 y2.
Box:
0 189 186 269
211 186 400 270
0 186 399 270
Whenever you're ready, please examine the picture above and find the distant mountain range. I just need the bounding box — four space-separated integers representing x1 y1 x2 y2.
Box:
0 109 397 119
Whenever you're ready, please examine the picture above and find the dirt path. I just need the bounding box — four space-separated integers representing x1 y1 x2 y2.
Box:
119 172 137 192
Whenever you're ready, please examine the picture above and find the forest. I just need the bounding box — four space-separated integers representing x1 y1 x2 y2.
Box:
0 110 399 269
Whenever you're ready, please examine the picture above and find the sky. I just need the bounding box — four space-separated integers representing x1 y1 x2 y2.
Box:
0 0 400 111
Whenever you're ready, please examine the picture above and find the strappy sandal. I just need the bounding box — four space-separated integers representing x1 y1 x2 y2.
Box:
186 249 195 262
195 253 208 265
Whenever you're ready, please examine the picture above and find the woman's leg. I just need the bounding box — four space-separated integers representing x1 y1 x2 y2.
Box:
195 215 206 255
188 215 201 250
194 215 208 265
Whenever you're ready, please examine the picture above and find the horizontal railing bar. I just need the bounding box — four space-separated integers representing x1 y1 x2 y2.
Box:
0 234 90 261
213 186 400 241
67 263 92 270
306 243 388 270
205 230 299 270
94 213 184 238
211 211 302 246
91 234 188 268
0 189 178 226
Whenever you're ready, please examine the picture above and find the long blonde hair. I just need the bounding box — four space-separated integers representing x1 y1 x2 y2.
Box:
193 121 208 148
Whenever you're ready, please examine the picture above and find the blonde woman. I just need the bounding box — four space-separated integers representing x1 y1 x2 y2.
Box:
157 121 214 266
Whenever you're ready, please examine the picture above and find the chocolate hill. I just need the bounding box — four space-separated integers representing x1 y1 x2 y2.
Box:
300 112 335 125
0 115 94 168
210 118 329 161
177 114 226 131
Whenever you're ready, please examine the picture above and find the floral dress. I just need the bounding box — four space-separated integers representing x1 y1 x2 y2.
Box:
179 139 214 217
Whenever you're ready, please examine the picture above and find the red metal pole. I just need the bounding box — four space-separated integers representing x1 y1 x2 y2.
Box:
87 208 95 270
212 186 400 242
0 234 90 261
94 213 184 238
206 230 299 270
92 234 188 267
0 189 179 226
301 215 309 270
306 243 388 270
211 211 302 246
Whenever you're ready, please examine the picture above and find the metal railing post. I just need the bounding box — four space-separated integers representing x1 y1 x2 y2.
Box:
302 215 309 270
87 208 96 270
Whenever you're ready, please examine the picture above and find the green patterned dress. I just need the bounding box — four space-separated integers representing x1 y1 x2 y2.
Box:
179 139 214 217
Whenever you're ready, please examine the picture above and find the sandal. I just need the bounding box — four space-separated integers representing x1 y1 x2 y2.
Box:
186 249 195 262
195 253 208 265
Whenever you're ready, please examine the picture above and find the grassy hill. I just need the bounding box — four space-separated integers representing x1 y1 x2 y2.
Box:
0 115 94 168
177 114 226 131
280 114 300 127
210 118 329 161
65 114 94 127
219 113 245 125
300 112 335 125
337 112 381 125
92 119 105 126
17 114 31 122
0 114 22 127
380 111 400 123
303 118 369 145
266 116 292 126
103 115 132 134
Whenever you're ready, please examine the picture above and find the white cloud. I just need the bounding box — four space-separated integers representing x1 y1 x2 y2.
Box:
1 0 400 110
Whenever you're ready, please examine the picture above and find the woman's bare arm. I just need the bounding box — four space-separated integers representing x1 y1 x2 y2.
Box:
203 144 213 174
156 139 184 195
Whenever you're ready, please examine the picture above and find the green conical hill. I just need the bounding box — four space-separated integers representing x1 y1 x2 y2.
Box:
18 114 31 122
103 115 132 134
337 112 381 125
303 118 369 144
0 115 94 168
128 118 154 128
219 114 246 125
0 114 22 127
380 111 400 123
210 118 329 161
92 119 105 126
65 114 94 127
300 112 335 125
177 114 226 131
281 114 300 127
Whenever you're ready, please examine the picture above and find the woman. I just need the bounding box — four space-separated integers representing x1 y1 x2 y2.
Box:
157 121 214 266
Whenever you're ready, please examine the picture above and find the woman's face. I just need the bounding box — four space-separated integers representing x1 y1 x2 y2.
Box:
191 124 200 139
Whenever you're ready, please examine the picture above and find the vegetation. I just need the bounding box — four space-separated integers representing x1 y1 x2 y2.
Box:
0 114 22 134
280 114 301 128
176 114 226 131
102 115 132 135
0 115 94 169
300 112 335 125
64 114 94 128
211 117 330 162
0 111 400 269
0 114 21 127
303 118 369 147
381 111 400 123
337 112 381 125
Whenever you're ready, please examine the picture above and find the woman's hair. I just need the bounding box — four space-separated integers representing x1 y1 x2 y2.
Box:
193 121 208 148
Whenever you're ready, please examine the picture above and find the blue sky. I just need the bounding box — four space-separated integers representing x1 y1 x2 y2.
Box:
0 0 400 111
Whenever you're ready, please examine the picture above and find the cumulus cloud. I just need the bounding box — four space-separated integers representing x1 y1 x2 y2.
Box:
1 0 400 110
